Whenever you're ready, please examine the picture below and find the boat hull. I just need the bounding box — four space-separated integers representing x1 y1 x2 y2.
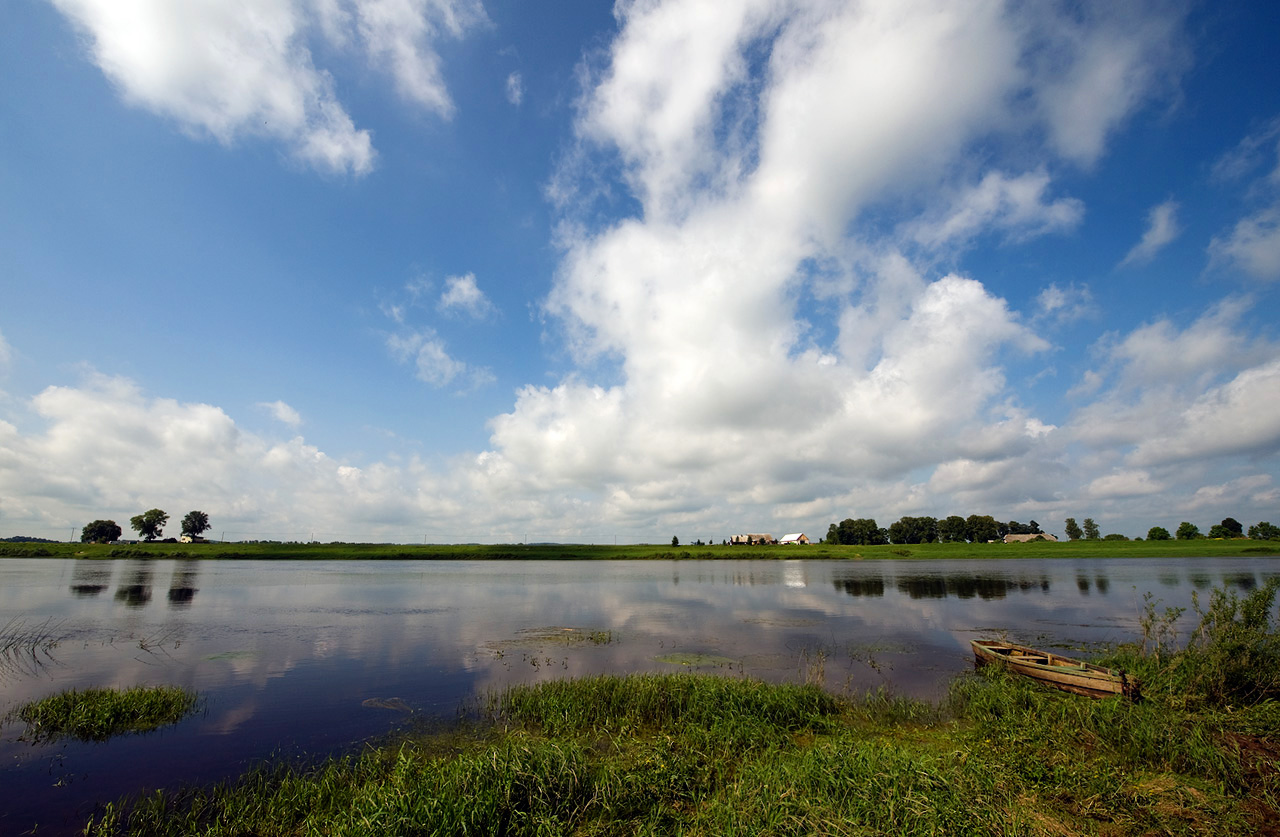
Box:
970 639 1138 699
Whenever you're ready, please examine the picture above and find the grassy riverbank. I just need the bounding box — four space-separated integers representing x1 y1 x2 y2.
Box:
2 538 1277 561
84 671 1278 836
75 580 1280 835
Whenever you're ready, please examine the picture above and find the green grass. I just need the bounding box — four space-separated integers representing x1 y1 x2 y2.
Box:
82 670 1278 837
2 537 1276 560
9 685 199 743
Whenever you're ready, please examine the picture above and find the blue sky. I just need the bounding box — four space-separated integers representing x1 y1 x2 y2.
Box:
2 0 1279 544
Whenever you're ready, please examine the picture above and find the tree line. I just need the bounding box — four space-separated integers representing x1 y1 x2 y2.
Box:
1138 518 1278 542
80 509 211 544
824 515 1043 545
826 514 1280 545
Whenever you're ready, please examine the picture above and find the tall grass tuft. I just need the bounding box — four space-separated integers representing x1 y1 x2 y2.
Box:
492 672 842 736
1104 577 1280 708
10 685 198 742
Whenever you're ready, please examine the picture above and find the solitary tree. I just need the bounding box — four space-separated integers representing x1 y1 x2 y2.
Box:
1147 526 1172 541
1082 518 1100 540
671 535 679 547
81 520 122 544
130 508 169 541
181 511 211 540
1221 517 1244 537
1064 518 1082 541
1176 521 1201 540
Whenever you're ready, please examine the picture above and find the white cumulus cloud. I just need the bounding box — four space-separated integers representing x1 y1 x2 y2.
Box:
909 169 1084 250
1120 199 1180 266
437 273 495 319
505 71 523 106
387 329 492 389
49 0 485 174
1210 206 1280 280
258 400 303 428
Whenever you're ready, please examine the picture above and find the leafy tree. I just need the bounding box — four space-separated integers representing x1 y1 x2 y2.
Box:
1102 533 1129 541
130 509 169 542
1082 518 1100 540
181 511 210 539
964 514 1000 544
1064 518 1082 541
887 516 938 544
1220 517 1244 537
81 520 122 544
671 535 679 547
831 518 886 546
1147 526 1172 541
1248 521 1280 540
1176 521 1201 540
938 515 967 543
1003 520 1044 536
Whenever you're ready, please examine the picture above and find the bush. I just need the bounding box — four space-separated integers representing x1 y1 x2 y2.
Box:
1107 578 1280 708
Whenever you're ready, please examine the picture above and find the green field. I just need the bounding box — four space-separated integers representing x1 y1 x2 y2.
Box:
2 538 1277 561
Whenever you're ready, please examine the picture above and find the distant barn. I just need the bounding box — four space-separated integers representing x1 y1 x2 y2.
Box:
778 533 810 544
1003 533 1058 543
730 533 777 545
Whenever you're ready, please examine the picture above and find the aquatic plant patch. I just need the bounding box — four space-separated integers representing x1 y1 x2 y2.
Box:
10 685 199 743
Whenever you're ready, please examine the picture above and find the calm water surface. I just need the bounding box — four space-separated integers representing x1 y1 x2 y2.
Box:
1 556 1276 834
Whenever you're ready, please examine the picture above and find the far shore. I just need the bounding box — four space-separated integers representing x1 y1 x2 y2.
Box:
2 539 1277 561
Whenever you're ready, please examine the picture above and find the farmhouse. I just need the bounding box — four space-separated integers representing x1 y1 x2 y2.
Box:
1003 533 1058 544
778 533 810 544
730 533 777 545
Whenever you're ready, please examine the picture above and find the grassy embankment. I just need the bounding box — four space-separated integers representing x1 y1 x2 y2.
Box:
85 581 1280 836
9 685 199 743
2 538 1277 561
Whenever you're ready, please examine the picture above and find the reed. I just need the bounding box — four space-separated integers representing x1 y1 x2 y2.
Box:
0 616 66 679
10 684 198 743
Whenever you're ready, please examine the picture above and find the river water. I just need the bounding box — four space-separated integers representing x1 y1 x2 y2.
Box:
1 556 1276 834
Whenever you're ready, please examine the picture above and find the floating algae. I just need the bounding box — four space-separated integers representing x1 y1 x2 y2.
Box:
655 652 736 668
361 697 412 713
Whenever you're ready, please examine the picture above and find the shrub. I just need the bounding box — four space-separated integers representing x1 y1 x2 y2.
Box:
1108 578 1280 708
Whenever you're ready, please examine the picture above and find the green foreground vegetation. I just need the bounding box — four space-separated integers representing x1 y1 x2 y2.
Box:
85 582 1280 836
2 538 1278 561
9 685 199 743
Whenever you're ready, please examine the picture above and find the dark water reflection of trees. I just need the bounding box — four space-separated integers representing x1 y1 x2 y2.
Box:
833 574 1051 600
69 561 113 598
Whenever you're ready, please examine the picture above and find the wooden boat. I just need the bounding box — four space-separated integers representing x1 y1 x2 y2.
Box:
970 639 1139 699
